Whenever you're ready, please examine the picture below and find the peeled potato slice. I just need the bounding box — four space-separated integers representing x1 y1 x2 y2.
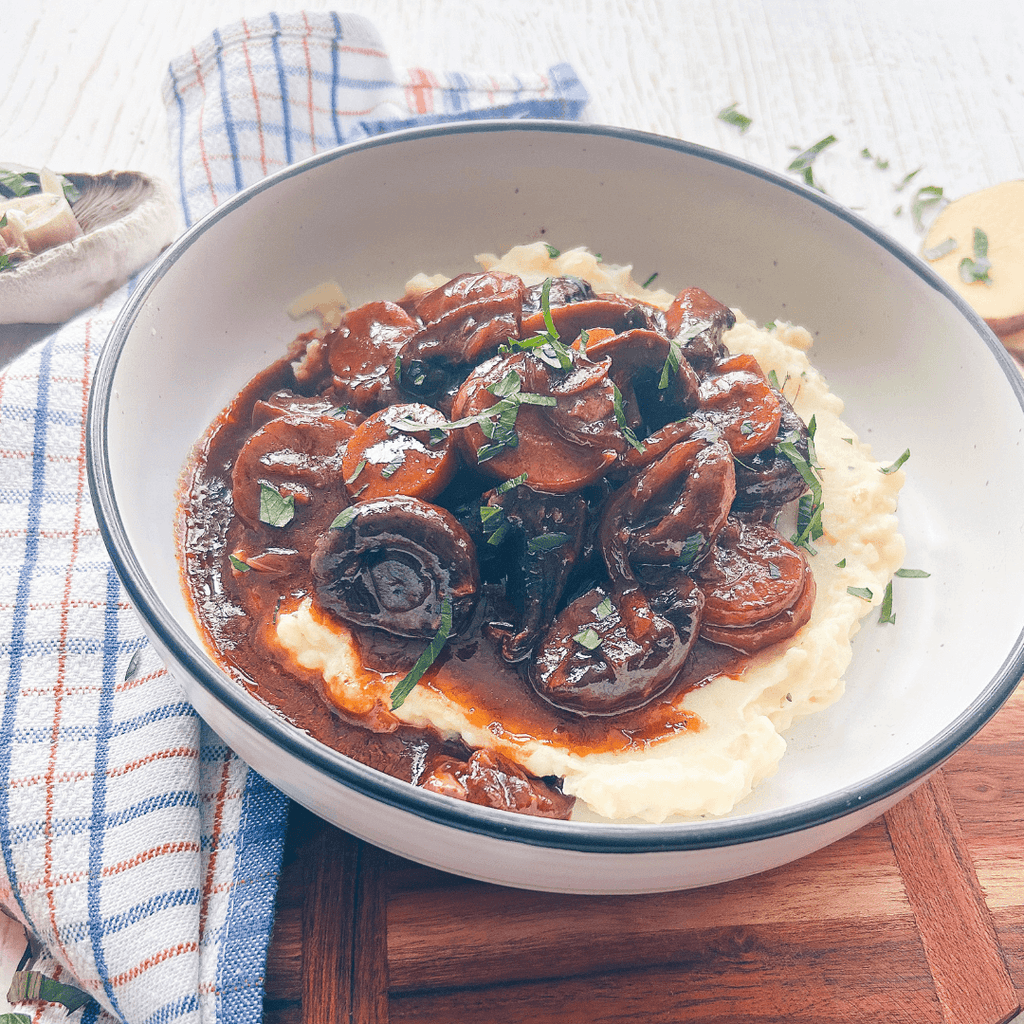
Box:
922 180 1024 347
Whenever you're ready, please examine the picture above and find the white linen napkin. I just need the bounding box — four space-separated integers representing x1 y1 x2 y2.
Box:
0 11 586 1023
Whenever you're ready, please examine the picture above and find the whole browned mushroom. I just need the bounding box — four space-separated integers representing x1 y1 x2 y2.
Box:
311 495 480 638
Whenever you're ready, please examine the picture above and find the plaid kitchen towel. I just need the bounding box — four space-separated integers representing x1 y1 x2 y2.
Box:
0 12 587 1024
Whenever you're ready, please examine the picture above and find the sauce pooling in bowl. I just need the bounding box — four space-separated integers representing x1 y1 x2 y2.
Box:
179 253 823 820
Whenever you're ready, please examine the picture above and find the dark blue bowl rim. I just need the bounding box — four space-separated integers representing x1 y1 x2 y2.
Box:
87 119 1024 856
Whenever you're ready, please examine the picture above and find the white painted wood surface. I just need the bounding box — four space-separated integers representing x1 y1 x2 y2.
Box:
1 0 1021 1015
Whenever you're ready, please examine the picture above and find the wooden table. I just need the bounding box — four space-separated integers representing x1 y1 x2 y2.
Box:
265 680 1023 1024
4 2 1022 1020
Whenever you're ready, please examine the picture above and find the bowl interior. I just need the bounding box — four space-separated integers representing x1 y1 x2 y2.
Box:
96 123 1024 836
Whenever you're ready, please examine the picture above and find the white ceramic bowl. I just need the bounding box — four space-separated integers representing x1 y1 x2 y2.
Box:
88 122 1024 894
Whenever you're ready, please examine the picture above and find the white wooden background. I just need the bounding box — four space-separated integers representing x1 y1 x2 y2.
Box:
1 0 1022 1015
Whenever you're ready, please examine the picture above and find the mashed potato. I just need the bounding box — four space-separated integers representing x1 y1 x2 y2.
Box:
275 245 906 822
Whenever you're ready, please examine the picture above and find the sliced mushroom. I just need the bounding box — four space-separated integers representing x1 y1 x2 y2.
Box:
419 748 575 818
529 586 693 716
450 350 627 492
311 495 479 638
732 392 811 513
695 518 815 653
326 301 419 412
397 272 525 401
522 275 595 314
664 287 736 373
230 412 353 542
580 326 700 434
480 484 589 662
693 353 783 457
601 433 737 576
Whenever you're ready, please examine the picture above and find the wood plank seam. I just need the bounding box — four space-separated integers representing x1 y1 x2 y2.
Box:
885 773 1020 1024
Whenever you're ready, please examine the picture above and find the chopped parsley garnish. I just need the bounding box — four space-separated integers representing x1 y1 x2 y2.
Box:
594 596 614 618
675 532 705 568
544 243 561 258
959 227 993 285
390 598 453 709
0 167 35 197
259 484 295 527
895 567 930 578
659 316 713 391
847 586 873 601
228 553 252 573
391 368 555 464
835 558 847 568
573 626 602 650
878 581 896 624
503 277 576 371
894 167 922 193
642 271 660 288
612 382 645 453
923 237 957 261
124 649 143 682
718 102 752 133
527 532 572 554
787 134 838 191
495 472 527 494
330 505 361 530
767 368 781 389
345 458 367 484
881 448 910 474
380 455 403 478
480 504 510 546
768 562 782 580
776 432 824 553
911 185 946 231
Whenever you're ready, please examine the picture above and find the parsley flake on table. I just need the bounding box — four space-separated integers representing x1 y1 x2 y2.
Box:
718 102 752 133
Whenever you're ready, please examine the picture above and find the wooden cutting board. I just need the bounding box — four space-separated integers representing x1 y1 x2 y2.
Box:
263 680 1023 1024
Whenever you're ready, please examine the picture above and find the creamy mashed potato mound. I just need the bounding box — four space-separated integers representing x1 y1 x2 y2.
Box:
275 244 906 823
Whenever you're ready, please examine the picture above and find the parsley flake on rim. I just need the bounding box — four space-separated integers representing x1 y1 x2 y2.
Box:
390 598 453 710
259 484 295 528
787 134 838 192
